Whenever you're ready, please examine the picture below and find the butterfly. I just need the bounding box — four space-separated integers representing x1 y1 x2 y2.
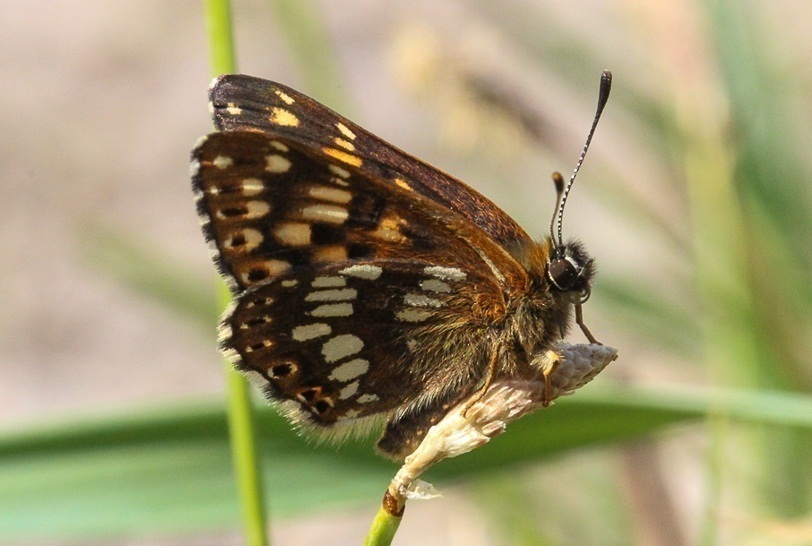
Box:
191 71 612 461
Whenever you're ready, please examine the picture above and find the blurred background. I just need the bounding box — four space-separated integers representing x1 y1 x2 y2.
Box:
1 1 810 545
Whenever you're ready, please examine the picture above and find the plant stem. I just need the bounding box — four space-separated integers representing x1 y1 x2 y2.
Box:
203 1 269 544
363 498 403 546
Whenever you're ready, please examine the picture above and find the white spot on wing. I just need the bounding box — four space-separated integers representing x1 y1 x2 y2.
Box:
322 147 362 167
301 204 349 224
357 393 379 404
329 358 370 382
269 140 289 152
396 309 432 322
305 288 357 302
291 323 331 341
423 266 466 282
274 222 311 246
336 122 356 140
334 137 355 151
213 155 233 169
269 106 299 127
274 89 295 105
265 154 291 173
394 177 412 191
420 279 451 293
309 303 353 317
328 164 351 179
240 178 264 196
244 201 271 218
322 334 364 363
308 185 352 204
404 293 444 307
339 264 382 280
339 381 360 399
312 276 346 288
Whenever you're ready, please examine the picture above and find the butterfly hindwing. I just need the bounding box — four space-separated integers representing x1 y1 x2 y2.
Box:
209 74 534 247
220 258 503 449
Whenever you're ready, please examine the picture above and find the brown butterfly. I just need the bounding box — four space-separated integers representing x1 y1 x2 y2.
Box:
191 71 612 460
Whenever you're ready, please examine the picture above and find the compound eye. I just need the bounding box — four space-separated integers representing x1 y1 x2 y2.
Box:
547 257 580 291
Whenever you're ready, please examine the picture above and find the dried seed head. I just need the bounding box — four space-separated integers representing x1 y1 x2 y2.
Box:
388 342 617 507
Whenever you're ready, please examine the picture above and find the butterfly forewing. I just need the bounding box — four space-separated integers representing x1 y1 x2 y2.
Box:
209 74 534 247
192 130 528 295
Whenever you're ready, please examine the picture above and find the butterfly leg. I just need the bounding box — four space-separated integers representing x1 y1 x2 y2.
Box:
575 302 600 344
537 349 561 407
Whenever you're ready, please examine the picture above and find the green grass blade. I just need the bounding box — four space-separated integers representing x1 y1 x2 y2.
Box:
203 1 269 544
2 386 810 540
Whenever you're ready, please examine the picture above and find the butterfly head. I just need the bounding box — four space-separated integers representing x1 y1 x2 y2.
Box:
546 170 594 302
547 239 594 302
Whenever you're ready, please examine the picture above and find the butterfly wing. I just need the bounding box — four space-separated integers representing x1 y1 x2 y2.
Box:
220 258 502 454
192 129 536 459
192 130 530 295
208 74 534 247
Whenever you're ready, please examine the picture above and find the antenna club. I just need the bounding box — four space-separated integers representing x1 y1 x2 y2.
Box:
597 71 612 116
552 171 565 193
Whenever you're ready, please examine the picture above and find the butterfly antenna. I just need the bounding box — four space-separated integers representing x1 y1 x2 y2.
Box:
549 171 565 249
554 70 612 249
